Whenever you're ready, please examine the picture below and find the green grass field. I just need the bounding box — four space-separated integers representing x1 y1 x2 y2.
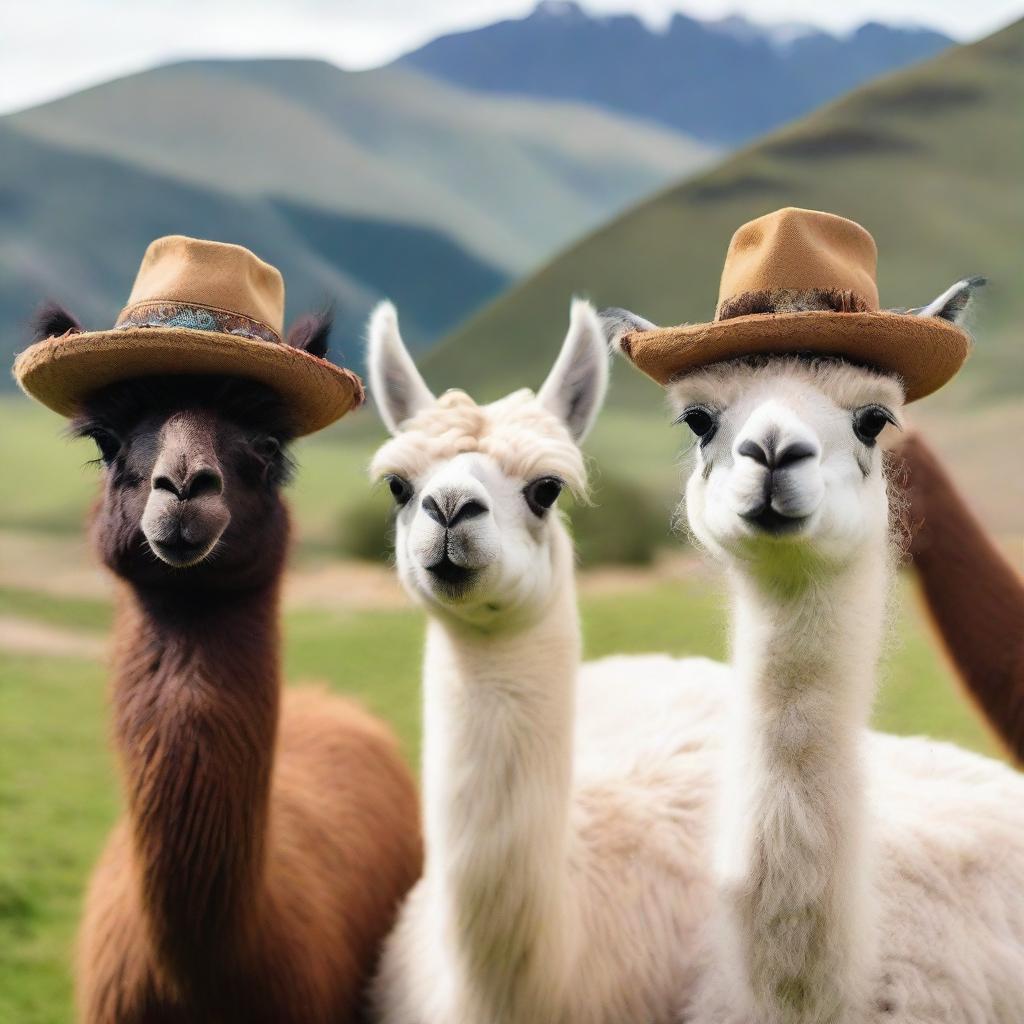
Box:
0 566 1004 1023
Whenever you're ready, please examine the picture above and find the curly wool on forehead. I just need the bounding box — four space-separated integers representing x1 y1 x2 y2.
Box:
370 388 588 495
668 355 905 415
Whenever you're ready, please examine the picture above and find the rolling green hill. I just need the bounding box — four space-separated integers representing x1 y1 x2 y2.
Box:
427 19 1023 401
0 119 509 365
422 20 1024 535
0 118 504 375
1 58 713 380
6 59 713 272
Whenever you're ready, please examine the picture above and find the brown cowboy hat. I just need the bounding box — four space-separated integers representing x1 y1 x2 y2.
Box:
611 208 975 402
13 235 364 435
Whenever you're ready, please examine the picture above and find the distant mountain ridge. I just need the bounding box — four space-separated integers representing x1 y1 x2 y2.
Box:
397 1 953 144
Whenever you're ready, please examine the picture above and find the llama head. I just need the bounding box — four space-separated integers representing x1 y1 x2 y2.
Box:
603 277 980 576
367 299 607 629
71 374 298 588
60 310 332 589
667 357 903 570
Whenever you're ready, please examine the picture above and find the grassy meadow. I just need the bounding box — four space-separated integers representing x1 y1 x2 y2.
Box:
0 391 1010 1023
0 57 717 377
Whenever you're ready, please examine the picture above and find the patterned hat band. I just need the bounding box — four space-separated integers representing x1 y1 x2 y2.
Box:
113 301 281 344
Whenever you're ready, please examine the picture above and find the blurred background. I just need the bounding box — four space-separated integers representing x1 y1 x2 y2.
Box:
1 2 1022 1019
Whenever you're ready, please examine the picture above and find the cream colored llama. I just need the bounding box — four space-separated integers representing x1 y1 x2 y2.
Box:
365 300 727 1024
607 283 1024 1023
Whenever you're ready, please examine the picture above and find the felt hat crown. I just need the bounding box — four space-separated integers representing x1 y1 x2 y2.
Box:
619 207 971 401
716 207 879 314
14 235 364 435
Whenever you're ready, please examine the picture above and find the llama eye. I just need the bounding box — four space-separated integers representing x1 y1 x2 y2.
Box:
387 475 414 506
678 406 718 443
252 435 281 459
85 427 121 465
249 435 294 486
524 477 563 516
852 405 897 446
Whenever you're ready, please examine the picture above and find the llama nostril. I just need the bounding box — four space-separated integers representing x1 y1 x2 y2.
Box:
151 468 223 501
421 494 448 527
774 441 818 469
152 474 182 499
184 468 224 500
737 439 770 467
421 493 488 529
738 438 816 470
447 498 489 528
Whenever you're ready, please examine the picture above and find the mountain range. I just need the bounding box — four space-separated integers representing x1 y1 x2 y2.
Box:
0 6 993 396
398 1 954 144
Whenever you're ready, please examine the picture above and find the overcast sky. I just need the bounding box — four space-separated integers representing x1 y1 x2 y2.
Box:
3 0 1022 114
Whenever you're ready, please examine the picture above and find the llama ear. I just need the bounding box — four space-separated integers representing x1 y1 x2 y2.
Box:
598 307 657 354
286 308 333 358
537 299 609 443
914 276 986 325
30 301 82 342
366 301 435 434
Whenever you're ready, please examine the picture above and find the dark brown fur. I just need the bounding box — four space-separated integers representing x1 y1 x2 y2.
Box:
716 288 872 321
286 309 334 359
31 300 82 341
72 375 422 1023
893 432 1024 765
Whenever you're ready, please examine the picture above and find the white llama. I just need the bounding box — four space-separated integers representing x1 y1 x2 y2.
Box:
607 281 1024 1023
365 300 727 1024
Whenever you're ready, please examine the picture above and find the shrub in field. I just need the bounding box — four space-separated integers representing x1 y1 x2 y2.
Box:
568 474 671 566
336 491 393 562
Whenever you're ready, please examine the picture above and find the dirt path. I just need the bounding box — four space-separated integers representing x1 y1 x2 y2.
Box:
0 530 111 599
284 560 409 610
283 551 713 610
0 553 708 660
0 614 105 660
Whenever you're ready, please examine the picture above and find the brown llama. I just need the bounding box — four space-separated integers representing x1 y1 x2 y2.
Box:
893 431 1024 764
21 308 422 1022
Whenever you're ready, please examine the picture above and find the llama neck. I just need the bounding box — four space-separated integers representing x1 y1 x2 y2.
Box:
901 436 1024 762
111 577 281 985
421 532 579 1022
719 547 888 1023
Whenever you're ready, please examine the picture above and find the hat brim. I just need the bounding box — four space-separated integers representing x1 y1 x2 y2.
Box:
13 327 364 436
619 310 970 403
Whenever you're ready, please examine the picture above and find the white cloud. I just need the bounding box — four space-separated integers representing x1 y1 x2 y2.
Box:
2 0 1021 114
